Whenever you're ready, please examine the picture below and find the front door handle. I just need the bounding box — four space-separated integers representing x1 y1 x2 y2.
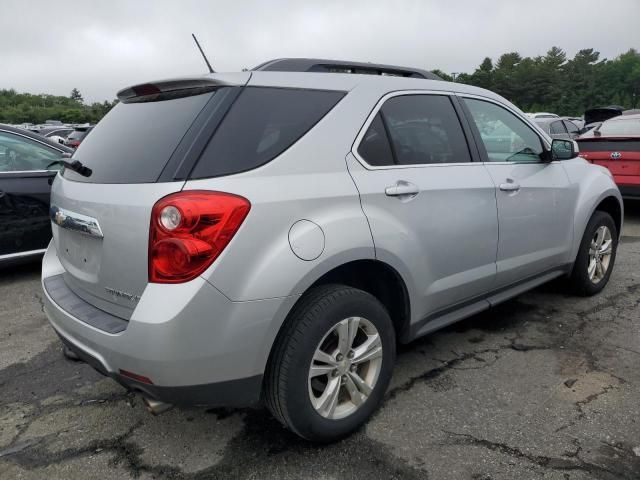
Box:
499 180 521 192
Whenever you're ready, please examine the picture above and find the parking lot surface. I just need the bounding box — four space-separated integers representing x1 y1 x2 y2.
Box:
1 201 639 480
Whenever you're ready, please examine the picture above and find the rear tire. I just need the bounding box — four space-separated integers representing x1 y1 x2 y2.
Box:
264 284 395 442
569 211 618 296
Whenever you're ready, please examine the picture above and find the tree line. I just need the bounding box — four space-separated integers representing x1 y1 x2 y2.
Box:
1 47 639 124
0 87 117 125
433 47 640 116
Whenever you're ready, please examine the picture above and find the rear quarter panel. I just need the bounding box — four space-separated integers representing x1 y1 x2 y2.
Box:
185 86 384 302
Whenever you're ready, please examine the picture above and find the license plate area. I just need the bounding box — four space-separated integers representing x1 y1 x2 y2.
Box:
58 229 103 281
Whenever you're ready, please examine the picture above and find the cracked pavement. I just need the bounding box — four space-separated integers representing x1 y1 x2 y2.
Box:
1 201 639 479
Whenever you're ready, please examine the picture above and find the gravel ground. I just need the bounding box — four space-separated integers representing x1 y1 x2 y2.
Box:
1 201 639 480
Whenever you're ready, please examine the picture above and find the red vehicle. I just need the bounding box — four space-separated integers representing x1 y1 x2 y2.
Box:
577 114 640 199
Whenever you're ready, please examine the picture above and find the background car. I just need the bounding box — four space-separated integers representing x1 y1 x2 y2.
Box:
526 112 559 119
39 126 74 139
533 117 581 140
64 126 94 148
577 113 640 199
0 124 73 264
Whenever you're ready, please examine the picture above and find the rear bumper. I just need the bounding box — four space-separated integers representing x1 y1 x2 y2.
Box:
41 242 298 407
618 185 640 199
56 333 262 406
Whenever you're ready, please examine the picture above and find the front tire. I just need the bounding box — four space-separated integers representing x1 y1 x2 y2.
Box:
569 211 618 296
264 284 395 442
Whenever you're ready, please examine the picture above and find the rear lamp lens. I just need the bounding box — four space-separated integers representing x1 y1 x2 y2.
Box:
149 191 251 283
159 205 181 231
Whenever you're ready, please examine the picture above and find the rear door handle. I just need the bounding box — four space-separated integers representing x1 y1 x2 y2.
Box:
385 181 419 198
499 180 521 192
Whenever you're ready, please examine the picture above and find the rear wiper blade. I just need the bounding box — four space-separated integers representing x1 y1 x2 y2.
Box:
47 156 92 177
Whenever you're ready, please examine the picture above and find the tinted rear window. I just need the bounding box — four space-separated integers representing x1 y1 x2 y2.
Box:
577 140 640 152
189 87 344 179
63 91 215 183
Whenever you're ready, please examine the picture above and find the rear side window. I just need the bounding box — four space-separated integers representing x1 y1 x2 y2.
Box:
357 113 394 166
358 95 471 166
189 87 344 179
382 95 471 165
550 121 566 135
64 91 215 183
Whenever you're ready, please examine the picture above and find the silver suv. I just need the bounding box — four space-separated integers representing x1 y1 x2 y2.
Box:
42 59 622 442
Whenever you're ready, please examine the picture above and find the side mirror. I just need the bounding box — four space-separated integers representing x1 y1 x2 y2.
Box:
551 139 579 161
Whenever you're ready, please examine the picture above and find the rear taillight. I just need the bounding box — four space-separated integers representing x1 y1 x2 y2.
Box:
149 191 250 283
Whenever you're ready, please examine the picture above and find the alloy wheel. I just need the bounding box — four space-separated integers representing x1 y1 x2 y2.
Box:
308 317 383 420
588 225 613 284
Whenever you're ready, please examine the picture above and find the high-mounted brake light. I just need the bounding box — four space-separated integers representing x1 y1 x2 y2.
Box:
149 191 250 283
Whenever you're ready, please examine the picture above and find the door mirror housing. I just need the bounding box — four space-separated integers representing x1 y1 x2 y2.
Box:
551 139 579 161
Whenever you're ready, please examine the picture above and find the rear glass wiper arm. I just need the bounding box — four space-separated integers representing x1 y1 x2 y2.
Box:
47 157 92 177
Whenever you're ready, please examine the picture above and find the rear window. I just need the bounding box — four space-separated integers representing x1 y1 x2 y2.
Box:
189 87 344 179
577 139 640 152
597 118 640 136
63 91 215 183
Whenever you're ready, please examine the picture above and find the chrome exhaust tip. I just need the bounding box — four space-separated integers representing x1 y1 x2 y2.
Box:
142 396 173 415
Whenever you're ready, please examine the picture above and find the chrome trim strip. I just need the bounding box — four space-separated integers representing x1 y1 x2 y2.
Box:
0 248 46 261
49 206 103 238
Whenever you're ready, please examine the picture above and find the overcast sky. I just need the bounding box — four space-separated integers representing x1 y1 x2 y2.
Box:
3 0 640 103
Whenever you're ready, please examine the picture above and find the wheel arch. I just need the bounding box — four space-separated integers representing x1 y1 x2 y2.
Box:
307 259 412 342
570 189 624 268
593 195 623 238
265 258 412 377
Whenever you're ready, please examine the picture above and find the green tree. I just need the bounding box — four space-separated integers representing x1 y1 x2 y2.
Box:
435 46 640 115
70 88 84 104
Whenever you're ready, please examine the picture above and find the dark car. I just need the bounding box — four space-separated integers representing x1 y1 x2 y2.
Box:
64 126 94 148
0 124 73 264
577 114 640 199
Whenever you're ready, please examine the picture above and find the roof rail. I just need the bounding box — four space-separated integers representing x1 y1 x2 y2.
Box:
253 58 442 80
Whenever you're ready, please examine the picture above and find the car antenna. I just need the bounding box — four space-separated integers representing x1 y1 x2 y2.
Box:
191 33 215 73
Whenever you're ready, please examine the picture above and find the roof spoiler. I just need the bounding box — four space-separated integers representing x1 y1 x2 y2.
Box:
117 74 249 103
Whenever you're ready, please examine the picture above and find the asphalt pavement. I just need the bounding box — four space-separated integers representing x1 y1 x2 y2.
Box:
1 200 639 479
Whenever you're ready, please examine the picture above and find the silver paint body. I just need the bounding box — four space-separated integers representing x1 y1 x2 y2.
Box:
42 71 622 389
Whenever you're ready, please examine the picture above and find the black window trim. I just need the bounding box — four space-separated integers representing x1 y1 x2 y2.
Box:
456 94 554 165
351 90 479 170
